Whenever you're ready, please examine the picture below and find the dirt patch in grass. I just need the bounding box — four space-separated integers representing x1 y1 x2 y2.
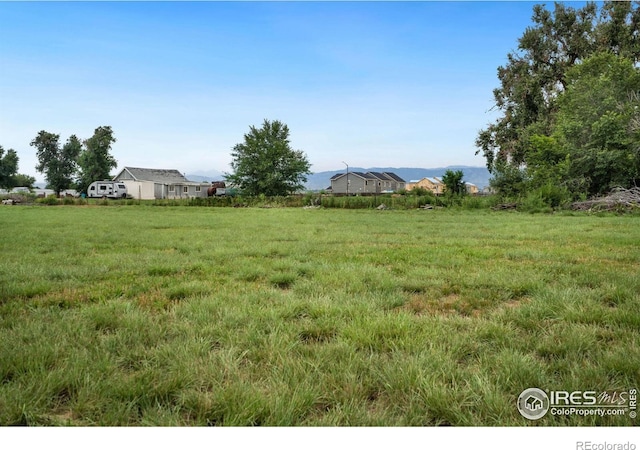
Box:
135 288 172 311
403 292 530 317
402 293 462 316
501 298 528 309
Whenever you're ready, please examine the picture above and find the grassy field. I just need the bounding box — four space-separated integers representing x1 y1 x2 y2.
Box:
0 204 638 426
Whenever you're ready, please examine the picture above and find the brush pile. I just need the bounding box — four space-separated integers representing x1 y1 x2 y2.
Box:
491 202 518 211
571 187 640 212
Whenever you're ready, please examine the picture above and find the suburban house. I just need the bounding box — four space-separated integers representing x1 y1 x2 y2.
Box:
330 172 406 195
406 177 479 195
406 177 444 195
113 167 210 200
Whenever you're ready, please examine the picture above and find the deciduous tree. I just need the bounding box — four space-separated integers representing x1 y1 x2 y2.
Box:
226 120 311 196
476 1 640 198
77 126 117 194
441 169 466 196
31 131 82 196
555 52 640 195
0 146 19 191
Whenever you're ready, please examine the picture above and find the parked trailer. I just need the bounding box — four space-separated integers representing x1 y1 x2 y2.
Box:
87 181 128 199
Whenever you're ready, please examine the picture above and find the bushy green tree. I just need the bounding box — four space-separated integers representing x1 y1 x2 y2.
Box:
476 2 600 172
555 52 640 195
525 135 571 187
0 146 19 190
226 120 311 196
441 169 466 196
477 1 640 199
77 126 117 194
488 159 529 199
31 131 82 196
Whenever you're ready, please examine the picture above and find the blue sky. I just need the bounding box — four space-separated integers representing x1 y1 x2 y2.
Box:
1 1 544 181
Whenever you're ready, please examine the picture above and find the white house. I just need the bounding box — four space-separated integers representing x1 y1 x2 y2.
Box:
113 167 210 200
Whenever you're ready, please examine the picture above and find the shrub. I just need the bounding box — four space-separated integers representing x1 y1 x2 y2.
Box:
537 183 571 208
460 195 490 210
39 195 60 206
409 187 430 197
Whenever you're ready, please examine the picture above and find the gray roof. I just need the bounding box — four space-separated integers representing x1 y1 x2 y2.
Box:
365 172 406 182
356 172 380 180
331 171 405 182
366 171 387 180
117 167 189 184
382 172 405 183
331 172 379 180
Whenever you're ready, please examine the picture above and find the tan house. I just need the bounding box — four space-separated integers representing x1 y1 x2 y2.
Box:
407 177 479 195
465 182 479 195
407 177 444 195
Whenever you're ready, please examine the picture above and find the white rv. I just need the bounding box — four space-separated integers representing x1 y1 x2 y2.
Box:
87 181 128 199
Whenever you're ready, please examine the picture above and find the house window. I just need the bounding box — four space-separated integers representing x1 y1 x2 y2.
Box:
195 186 201 192
183 186 188 193
169 185 175 192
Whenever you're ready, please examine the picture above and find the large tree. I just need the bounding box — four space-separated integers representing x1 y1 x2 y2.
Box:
31 131 82 196
555 52 640 195
0 146 19 191
77 126 118 194
476 1 640 196
226 119 311 196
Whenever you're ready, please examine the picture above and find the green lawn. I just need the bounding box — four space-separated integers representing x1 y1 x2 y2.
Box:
0 205 638 425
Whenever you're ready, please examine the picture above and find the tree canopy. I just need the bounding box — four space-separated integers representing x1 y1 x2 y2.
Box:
0 146 19 191
77 126 118 194
226 120 311 196
31 131 82 196
441 169 466 196
29 126 118 195
557 52 640 195
477 1 640 200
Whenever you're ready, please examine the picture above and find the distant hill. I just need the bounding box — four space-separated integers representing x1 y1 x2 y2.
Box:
305 166 492 191
185 169 225 183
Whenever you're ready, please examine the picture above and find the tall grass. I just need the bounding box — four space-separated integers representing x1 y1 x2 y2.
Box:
0 206 638 425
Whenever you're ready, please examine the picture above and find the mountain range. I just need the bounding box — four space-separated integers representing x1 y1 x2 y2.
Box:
186 166 492 192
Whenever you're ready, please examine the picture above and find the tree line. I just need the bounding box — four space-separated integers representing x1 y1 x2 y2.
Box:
0 126 117 196
477 1 640 205
2 119 472 199
1 120 311 197
30 126 118 196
